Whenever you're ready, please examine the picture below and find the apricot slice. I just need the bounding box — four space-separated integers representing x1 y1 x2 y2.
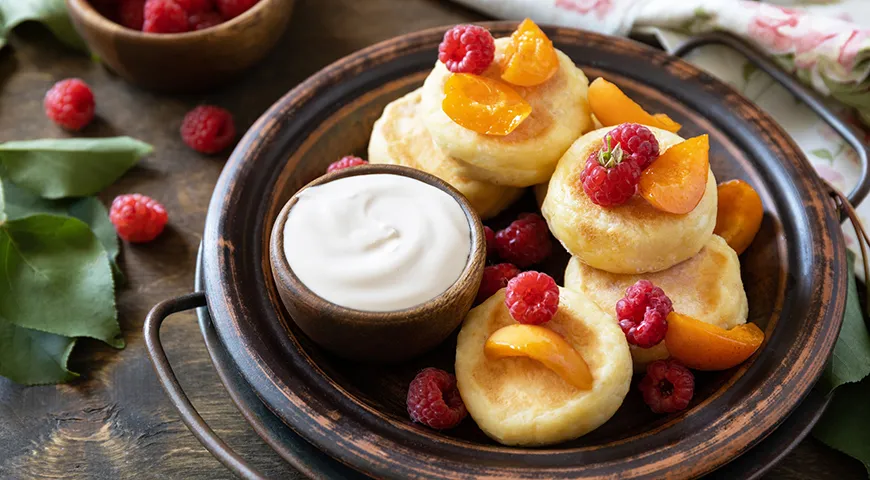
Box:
587 78 682 133
442 73 532 136
485 324 593 390
501 18 560 87
714 180 763 255
639 134 710 214
665 312 764 371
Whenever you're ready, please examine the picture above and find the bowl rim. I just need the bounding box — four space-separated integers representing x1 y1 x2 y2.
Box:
268 163 486 324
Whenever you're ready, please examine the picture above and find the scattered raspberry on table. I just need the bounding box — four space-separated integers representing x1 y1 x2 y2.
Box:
110 194 169 243
326 156 368 173
407 367 467 430
638 359 694 414
483 225 496 258
504 271 560 325
616 280 673 348
44 78 96 131
438 24 495 75
143 0 189 33
180 105 237 154
494 213 552 267
476 263 521 305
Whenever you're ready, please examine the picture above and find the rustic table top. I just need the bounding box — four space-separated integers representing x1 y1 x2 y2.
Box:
0 0 865 478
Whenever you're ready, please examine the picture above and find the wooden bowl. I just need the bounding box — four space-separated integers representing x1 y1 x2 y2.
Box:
196 24 847 479
65 0 294 92
269 164 486 363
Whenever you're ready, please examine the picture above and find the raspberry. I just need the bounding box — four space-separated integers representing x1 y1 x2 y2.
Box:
438 25 495 75
180 105 236 154
326 156 367 173
189 10 222 30
175 0 212 14
216 0 258 20
44 79 95 131
109 194 168 243
504 271 559 325
484 226 496 259
476 263 521 304
494 213 552 267
143 0 189 33
606 123 660 170
580 135 641 207
615 280 673 348
638 359 694 414
406 368 467 429
118 0 146 29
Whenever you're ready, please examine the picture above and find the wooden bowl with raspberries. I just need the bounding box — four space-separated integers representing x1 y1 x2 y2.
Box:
66 0 294 92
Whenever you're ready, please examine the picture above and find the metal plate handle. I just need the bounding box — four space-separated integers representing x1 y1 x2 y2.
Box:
144 292 266 480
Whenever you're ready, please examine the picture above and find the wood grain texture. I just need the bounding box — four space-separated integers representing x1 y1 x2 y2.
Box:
0 0 864 478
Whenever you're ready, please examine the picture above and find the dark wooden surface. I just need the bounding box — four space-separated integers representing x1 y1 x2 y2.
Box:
0 0 864 478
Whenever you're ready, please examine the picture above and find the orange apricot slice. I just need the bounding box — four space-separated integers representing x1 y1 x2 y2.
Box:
485 324 593 390
442 73 532 136
501 18 560 87
587 77 681 133
714 180 763 255
665 312 764 371
639 134 710 214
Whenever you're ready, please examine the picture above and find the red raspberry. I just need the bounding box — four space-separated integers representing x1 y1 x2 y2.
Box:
189 10 222 30
494 213 552 267
180 105 236 154
476 263 520 305
606 123 660 170
638 359 694 414
109 194 169 243
580 135 641 207
44 79 95 131
175 0 212 14
326 156 367 173
504 271 559 325
615 280 673 348
406 368 467 429
438 25 495 75
216 0 259 20
118 0 146 30
143 0 189 33
484 226 496 259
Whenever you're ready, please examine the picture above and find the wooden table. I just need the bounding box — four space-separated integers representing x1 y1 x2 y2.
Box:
0 0 865 478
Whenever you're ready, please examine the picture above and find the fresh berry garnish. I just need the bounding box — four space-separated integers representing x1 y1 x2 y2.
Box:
438 25 495 75
188 10 222 29
494 213 552 267
406 367 467 429
109 194 169 243
175 0 212 14
180 105 236 154
326 156 367 173
484 226 496 259
215 0 258 20
638 359 694 414
504 271 559 325
476 263 521 304
143 0 189 33
118 0 146 29
580 135 641 207
605 123 660 170
44 78 95 131
615 280 673 348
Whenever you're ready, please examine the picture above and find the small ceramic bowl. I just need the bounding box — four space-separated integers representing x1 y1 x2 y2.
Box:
65 0 294 92
269 164 486 363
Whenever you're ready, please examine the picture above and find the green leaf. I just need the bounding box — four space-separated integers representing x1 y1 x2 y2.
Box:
0 318 78 385
0 178 5 224
811 148 835 162
0 137 152 199
741 62 758 85
0 214 123 348
813 378 870 476
0 0 86 52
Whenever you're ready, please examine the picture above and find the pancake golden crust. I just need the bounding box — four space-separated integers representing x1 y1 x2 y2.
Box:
368 89 523 220
420 38 594 187
564 235 748 369
455 288 632 446
542 126 718 274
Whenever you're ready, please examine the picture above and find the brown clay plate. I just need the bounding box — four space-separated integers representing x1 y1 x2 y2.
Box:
201 23 847 478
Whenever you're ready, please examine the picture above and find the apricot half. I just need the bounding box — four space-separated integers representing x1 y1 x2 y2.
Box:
442 73 532 136
587 78 681 133
501 18 559 87
639 134 710 214
485 324 593 390
714 179 763 255
665 312 764 371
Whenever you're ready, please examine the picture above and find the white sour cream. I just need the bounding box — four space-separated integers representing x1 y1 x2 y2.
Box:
282 173 471 312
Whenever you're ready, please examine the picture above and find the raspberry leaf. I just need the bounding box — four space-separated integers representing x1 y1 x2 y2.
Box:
0 214 123 349
0 320 78 385
0 0 87 52
0 137 152 199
